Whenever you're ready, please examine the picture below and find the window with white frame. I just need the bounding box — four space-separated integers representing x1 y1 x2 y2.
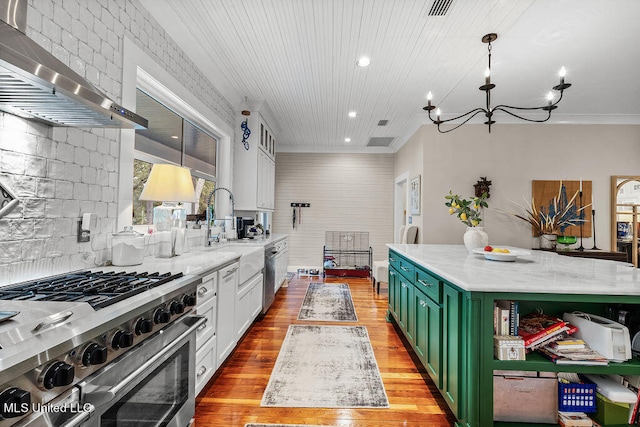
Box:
132 89 217 225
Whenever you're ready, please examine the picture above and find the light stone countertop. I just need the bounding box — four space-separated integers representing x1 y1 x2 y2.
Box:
387 244 640 296
104 233 288 278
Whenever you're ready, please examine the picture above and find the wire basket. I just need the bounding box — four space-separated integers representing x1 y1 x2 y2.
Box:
558 381 597 413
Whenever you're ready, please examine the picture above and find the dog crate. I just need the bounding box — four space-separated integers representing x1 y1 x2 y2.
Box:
323 231 372 278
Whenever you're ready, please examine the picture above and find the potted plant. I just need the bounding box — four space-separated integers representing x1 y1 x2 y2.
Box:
445 191 489 252
506 182 589 250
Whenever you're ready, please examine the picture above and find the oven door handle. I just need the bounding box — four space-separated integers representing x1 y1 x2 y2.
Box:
83 315 206 408
59 403 95 427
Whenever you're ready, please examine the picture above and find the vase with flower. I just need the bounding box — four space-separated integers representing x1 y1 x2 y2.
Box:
504 181 590 250
445 191 489 252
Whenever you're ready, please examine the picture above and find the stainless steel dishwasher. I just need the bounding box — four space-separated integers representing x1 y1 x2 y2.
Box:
263 242 278 314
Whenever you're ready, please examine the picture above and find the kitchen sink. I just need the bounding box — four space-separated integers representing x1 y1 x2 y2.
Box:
205 244 264 283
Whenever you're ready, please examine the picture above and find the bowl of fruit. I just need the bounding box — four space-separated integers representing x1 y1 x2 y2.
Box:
472 245 530 262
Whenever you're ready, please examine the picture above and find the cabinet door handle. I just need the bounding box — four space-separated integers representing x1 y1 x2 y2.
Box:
402 283 407 288
390 271 395 276
400 266 410 272
417 279 431 287
198 286 208 297
223 268 237 279
197 366 207 377
389 257 396 262
197 321 208 331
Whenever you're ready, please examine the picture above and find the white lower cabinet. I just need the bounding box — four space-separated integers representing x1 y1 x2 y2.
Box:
194 270 219 394
195 340 216 395
235 273 264 339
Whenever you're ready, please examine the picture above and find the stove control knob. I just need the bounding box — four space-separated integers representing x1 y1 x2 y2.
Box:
134 318 153 335
154 308 171 324
81 343 108 366
169 300 185 314
182 294 197 307
111 330 134 350
40 361 75 390
0 387 30 419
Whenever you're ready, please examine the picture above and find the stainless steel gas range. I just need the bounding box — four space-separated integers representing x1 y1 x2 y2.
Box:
0 269 204 427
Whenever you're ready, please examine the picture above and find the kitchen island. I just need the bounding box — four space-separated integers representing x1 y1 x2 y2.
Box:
387 244 640 427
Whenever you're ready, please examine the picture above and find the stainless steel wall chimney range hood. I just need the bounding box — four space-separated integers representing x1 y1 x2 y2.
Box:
0 0 147 128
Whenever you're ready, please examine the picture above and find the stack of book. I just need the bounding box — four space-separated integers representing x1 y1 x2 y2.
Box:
558 411 593 427
539 339 609 366
517 312 578 352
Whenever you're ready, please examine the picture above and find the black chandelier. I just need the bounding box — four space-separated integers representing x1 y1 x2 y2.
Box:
422 33 571 133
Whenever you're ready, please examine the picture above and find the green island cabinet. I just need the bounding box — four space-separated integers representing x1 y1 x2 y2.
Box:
387 244 640 427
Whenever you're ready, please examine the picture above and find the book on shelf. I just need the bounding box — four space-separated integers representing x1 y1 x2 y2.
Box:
526 324 577 352
549 339 586 350
494 300 518 336
558 411 593 427
538 345 609 366
518 312 567 347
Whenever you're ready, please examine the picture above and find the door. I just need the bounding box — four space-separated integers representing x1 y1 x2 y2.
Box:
414 287 442 388
388 268 398 319
217 262 239 366
399 277 413 344
442 284 461 416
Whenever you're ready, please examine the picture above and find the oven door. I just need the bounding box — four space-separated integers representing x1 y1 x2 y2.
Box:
72 315 205 427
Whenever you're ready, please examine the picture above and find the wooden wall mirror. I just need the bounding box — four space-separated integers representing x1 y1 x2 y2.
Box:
611 176 640 267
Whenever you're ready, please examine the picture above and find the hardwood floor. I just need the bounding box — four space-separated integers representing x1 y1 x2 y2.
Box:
194 276 457 426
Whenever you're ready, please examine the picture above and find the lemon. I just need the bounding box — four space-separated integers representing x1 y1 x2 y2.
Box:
474 204 479 209
460 213 467 221
471 219 479 226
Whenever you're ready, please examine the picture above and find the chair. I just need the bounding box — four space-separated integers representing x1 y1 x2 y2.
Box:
372 225 418 293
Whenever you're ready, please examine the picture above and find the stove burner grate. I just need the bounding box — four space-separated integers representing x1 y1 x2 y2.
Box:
0 271 184 309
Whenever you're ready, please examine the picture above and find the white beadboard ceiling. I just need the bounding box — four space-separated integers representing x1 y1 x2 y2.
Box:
141 0 640 153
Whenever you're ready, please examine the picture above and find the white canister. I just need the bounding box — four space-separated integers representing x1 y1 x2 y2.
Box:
112 227 145 266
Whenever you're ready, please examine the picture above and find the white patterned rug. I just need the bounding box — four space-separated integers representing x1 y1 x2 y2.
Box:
261 325 389 408
297 283 357 322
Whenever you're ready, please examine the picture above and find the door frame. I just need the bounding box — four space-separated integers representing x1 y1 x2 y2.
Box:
395 171 410 243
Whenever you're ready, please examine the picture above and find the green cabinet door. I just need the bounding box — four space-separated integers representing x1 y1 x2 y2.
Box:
388 268 399 320
413 286 442 388
399 277 414 344
442 283 461 417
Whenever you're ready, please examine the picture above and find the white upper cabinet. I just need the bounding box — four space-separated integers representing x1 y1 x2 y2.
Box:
234 101 278 211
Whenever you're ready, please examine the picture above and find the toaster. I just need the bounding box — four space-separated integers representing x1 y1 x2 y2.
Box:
563 312 631 362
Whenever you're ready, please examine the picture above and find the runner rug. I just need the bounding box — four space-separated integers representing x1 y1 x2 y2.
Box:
245 424 335 427
260 325 389 408
297 283 357 322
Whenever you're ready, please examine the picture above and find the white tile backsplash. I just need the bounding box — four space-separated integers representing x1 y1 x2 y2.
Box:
0 1 235 282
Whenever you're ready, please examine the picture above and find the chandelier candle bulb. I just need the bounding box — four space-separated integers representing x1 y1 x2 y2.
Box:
559 66 567 85
485 67 491 85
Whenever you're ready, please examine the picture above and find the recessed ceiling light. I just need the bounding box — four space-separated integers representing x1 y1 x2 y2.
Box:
344 137 351 143
348 111 357 118
356 57 370 67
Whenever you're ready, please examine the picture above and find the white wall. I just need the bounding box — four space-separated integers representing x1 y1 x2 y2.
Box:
0 1 235 285
273 153 395 268
399 124 640 250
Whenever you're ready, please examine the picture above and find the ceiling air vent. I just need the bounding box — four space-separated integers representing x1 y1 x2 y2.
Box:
367 137 394 147
427 0 454 16
377 119 389 126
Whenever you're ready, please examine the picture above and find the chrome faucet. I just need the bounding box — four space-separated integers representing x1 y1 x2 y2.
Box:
205 187 235 246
